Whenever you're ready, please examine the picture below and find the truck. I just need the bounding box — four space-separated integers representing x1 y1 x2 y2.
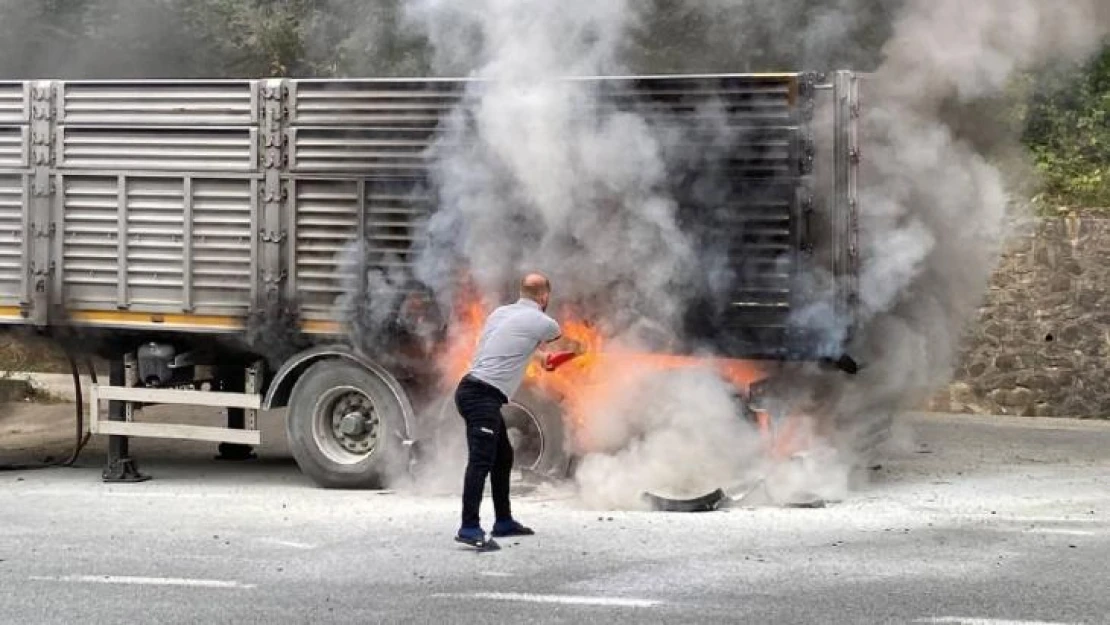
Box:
0 71 861 487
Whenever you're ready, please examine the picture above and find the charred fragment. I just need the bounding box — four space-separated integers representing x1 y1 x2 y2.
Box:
643 488 727 513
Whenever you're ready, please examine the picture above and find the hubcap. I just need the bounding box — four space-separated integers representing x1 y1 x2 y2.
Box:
313 387 380 464
339 412 367 436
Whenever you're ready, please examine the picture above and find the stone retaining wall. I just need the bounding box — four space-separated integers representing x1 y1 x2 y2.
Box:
929 215 1110 418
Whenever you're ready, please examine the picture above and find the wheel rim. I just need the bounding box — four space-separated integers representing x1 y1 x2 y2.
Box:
502 402 544 472
311 386 380 465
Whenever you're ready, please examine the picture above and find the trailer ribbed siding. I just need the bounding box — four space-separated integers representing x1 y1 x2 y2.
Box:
0 73 858 360
0 82 28 320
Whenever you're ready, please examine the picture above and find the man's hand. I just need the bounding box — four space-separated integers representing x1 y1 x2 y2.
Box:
541 350 579 371
535 333 586 371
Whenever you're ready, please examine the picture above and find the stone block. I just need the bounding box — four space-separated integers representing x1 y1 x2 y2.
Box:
983 322 1007 339
1009 386 1034 410
1058 325 1083 345
1076 290 1102 309
964 360 989 379
949 382 975 408
993 353 1022 371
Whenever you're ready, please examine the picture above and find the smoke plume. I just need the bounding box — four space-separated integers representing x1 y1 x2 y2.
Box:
348 0 1110 506
819 0 1110 438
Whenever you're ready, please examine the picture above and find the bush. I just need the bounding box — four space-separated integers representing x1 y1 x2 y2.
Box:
1023 44 1110 211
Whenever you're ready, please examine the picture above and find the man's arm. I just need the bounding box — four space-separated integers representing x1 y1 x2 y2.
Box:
533 317 584 371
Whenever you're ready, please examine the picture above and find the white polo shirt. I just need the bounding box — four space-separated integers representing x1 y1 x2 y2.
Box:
467 298 561 399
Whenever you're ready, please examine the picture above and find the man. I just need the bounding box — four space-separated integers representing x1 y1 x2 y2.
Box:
454 272 578 550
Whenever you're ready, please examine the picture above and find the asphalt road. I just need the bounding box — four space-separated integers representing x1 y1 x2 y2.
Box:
1 410 1109 625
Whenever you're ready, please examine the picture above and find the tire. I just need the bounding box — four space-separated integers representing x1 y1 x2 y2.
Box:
432 387 571 480
504 389 571 479
286 359 407 489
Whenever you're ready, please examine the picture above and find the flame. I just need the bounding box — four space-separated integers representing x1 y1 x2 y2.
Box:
753 410 818 460
436 290 792 455
439 297 490 384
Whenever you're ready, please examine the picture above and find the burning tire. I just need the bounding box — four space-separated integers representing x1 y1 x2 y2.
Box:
285 359 407 489
431 388 571 479
504 390 571 478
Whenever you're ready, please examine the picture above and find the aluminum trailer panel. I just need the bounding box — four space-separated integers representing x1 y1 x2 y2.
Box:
0 82 29 324
0 73 859 359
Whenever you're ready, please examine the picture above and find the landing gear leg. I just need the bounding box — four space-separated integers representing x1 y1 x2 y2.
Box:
102 354 150 483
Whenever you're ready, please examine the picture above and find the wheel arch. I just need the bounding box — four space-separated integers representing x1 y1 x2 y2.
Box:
264 344 416 441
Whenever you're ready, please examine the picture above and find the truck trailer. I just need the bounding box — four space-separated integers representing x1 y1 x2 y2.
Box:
0 71 861 487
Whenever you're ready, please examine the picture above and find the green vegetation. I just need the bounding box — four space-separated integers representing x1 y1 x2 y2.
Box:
1023 46 1110 211
0 1 1104 209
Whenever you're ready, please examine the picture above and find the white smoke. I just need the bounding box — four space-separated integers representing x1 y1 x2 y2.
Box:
823 0 1110 429
380 0 1110 507
403 0 699 335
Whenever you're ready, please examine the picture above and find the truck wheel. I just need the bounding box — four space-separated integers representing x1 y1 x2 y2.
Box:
286 359 406 489
504 391 571 479
432 389 571 479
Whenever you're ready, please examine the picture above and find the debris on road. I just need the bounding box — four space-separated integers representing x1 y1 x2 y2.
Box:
642 488 726 512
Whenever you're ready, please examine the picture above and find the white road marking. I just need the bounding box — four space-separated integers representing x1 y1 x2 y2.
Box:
478 571 513 577
985 527 1097 537
29 575 255 589
257 538 316 549
955 515 1102 524
1023 528 1095 537
438 592 660 608
915 617 1081 625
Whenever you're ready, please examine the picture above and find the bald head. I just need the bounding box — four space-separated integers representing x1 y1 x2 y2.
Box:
519 272 552 309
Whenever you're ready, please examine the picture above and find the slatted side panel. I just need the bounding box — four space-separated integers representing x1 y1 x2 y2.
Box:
0 82 28 124
0 174 24 306
287 81 459 176
52 80 260 323
289 128 434 175
125 178 185 308
288 76 795 126
289 80 464 127
0 126 26 168
61 176 119 309
57 82 255 126
60 175 254 314
58 128 255 171
364 179 432 273
623 75 808 357
191 179 253 313
599 74 799 124
293 180 359 319
285 75 813 356
712 181 802 353
291 178 433 320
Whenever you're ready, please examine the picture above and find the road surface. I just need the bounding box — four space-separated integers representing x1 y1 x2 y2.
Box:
1 406 1108 624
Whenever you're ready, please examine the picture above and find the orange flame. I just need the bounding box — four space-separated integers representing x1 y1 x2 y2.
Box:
439 297 490 384
437 290 789 454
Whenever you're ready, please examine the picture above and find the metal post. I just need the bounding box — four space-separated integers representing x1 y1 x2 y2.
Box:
102 354 150 482
27 81 55 326
258 79 287 309
215 363 258 461
245 360 262 432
